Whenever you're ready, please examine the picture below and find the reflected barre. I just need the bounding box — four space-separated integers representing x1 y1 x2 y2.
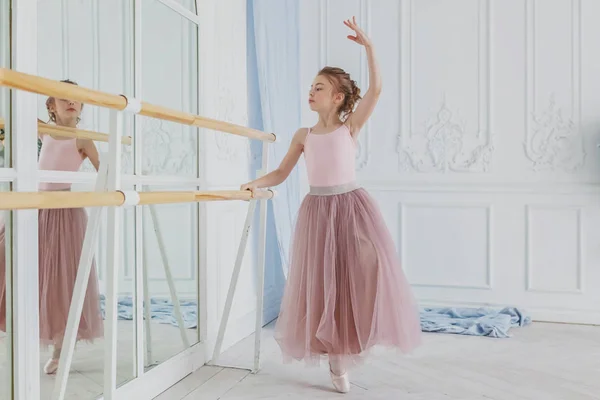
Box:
0 117 133 144
37 120 132 145
0 189 275 210
0 68 276 142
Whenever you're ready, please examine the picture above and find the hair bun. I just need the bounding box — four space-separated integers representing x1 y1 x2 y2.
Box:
317 66 362 121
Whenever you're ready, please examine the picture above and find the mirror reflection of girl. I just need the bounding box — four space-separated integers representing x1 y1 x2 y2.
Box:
0 79 104 375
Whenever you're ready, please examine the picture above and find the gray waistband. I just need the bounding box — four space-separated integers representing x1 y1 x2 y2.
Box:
309 182 360 196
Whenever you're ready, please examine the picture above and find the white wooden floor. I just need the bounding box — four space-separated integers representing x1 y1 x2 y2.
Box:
155 320 600 400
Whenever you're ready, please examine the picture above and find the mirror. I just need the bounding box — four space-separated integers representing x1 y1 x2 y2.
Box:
37 0 136 397
33 0 201 396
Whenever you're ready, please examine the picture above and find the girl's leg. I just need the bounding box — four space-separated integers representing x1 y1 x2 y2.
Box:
43 338 63 374
328 354 346 375
328 354 350 393
52 344 61 360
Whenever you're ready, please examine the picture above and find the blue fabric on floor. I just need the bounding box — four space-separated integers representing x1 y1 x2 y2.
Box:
99 295 198 329
100 296 531 338
419 307 531 338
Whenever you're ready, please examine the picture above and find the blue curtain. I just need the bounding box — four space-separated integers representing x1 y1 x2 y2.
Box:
247 0 302 323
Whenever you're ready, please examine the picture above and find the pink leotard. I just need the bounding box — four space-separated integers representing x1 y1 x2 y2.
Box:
38 135 83 191
303 124 357 188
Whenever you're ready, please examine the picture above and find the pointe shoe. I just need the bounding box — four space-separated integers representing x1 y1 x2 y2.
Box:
43 358 59 375
329 368 350 393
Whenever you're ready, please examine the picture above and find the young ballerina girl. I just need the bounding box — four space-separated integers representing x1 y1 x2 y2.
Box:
240 17 422 393
0 79 104 375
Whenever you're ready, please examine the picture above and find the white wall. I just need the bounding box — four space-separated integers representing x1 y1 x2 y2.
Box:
197 0 259 351
300 0 600 324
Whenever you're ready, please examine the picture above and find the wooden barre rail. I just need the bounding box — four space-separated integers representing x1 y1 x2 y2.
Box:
0 68 276 142
37 121 132 145
0 118 132 145
0 189 274 210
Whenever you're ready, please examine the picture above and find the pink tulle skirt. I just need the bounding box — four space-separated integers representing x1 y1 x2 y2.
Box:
274 185 422 366
0 208 104 348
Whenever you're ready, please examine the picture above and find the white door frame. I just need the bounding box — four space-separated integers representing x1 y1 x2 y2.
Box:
11 0 41 398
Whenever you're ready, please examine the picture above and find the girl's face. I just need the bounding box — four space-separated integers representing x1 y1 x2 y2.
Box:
50 98 82 125
308 75 343 113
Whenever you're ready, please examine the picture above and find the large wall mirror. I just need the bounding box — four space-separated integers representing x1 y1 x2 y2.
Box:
34 0 201 398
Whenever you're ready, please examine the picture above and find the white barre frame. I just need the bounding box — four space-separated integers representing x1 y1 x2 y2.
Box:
208 141 270 373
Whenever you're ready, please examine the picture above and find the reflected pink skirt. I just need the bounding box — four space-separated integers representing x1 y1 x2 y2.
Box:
274 182 422 365
0 208 104 347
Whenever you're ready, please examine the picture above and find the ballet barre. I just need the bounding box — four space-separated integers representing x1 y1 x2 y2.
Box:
0 68 276 142
0 189 274 210
0 68 274 400
0 117 133 144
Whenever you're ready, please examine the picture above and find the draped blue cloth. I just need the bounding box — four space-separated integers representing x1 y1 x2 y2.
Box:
248 0 302 280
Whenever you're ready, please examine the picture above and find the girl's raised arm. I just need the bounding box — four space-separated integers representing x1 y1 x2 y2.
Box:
344 16 382 137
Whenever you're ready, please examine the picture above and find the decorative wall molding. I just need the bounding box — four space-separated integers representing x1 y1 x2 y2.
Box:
398 202 493 290
398 99 495 173
397 0 494 173
524 0 585 172
524 94 586 172
360 180 600 195
525 205 584 294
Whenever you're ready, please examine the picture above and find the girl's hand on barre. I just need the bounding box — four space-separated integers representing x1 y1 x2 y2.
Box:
240 183 258 198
